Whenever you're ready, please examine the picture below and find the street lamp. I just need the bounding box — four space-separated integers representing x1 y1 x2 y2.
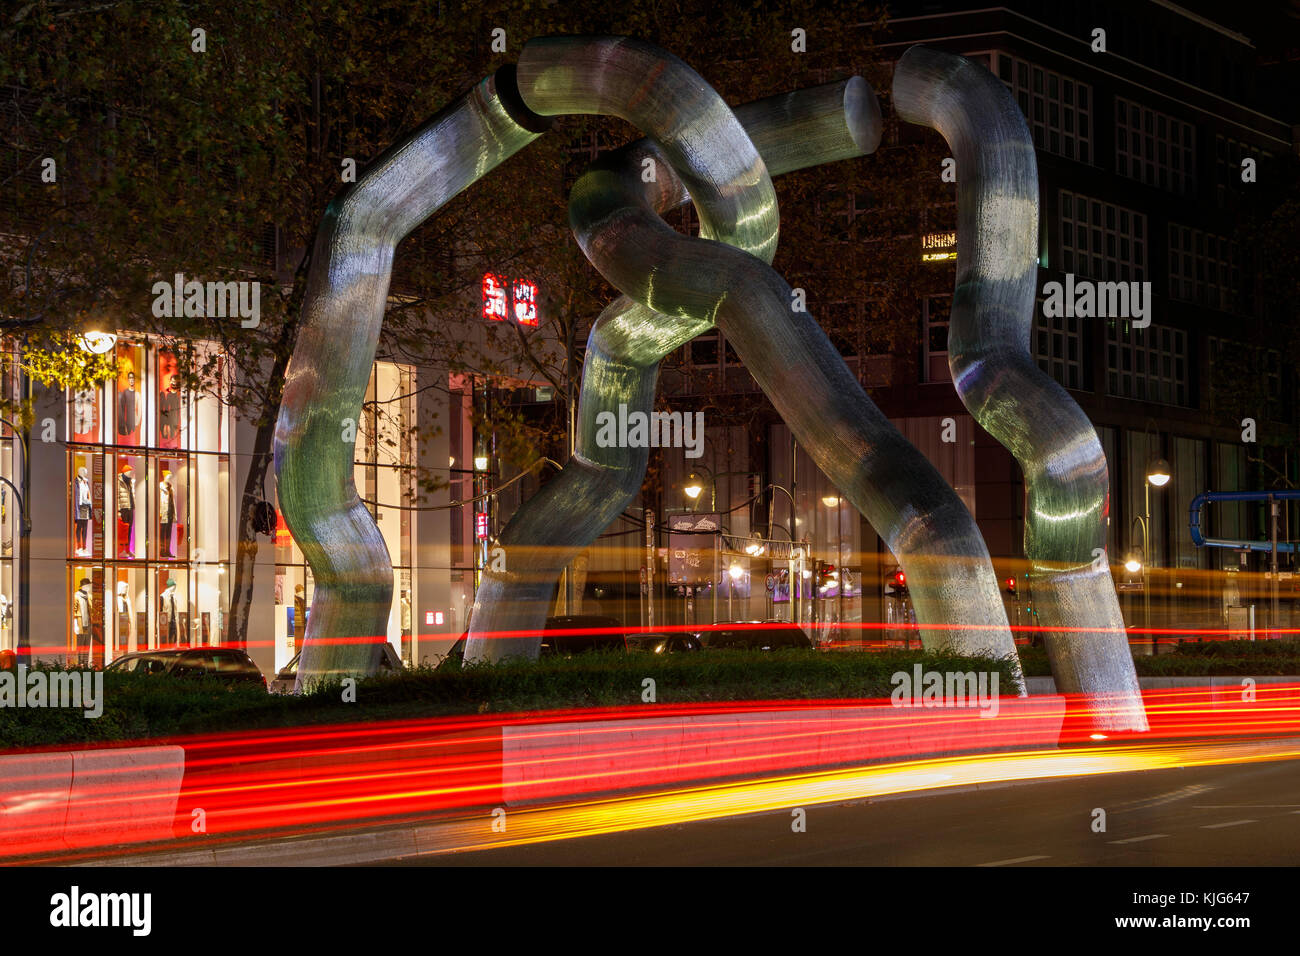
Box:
77 330 117 355
1131 456 1171 654
682 472 705 505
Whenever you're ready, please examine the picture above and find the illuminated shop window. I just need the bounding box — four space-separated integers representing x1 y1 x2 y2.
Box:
66 338 230 661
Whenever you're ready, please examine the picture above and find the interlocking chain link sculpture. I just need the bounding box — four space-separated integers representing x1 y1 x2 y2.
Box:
274 36 1145 731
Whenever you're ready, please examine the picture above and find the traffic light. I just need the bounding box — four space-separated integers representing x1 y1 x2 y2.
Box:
886 568 907 595
1005 576 1017 596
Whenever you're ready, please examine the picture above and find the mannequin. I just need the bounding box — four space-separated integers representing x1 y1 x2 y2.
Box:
159 469 175 558
72 577 93 663
115 581 132 651
73 466 92 555
117 464 136 558
117 370 139 437
160 578 179 645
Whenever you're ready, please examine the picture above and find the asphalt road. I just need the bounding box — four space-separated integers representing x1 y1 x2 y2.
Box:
390 756 1300 866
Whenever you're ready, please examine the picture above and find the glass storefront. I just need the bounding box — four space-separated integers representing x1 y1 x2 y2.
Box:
65 338 230 661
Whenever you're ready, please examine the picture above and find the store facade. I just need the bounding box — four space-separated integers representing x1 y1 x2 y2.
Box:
4 334 461 677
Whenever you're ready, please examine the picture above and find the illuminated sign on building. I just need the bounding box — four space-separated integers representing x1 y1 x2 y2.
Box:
475 512 489 540
513 279 538 326
482 273 539 326
482 273 509 321
921 231 957 262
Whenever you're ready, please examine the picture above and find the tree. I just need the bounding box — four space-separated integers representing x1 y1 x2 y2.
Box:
2 0 914 651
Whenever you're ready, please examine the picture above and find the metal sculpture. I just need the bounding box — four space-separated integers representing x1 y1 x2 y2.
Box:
275 35 1142 731
274 68 552 689
893 47 1146 731
467 38 1017 670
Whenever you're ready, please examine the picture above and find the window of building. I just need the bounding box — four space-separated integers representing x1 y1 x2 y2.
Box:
922 295 951 384
1034 300 1084 391
1106 320 1188 406
65 339 231 664
1059 190 1147 282
1168 223 1239 312
994 53 1092 164
1215 135 1273 209
1115 97 1196 194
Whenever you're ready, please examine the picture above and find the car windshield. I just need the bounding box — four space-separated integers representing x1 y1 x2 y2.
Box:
107 654 175 674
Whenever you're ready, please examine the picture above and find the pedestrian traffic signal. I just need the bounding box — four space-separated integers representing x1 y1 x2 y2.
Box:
1005 576 1017 595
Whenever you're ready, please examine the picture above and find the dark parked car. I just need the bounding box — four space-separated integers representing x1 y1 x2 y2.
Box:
440 615 629 668
105 648 266 688
269 642 404 694
698 621 814 651
630 632 702 653
540 615 628 655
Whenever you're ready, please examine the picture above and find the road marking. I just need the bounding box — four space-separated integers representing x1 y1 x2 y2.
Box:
975 855 1051 867
1108 834 1168 844
1200 819 1257 829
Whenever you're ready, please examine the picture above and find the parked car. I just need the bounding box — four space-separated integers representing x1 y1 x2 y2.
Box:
630 632 702 653
439 615 629 668
269 642 404 694
105 648 266 688
541 615 628 655
698 621 814 651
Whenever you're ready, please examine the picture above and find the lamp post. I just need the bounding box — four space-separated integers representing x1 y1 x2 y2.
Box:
822 493 845 635
1132 456 1171 655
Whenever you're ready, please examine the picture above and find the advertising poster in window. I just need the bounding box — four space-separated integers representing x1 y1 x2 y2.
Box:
115 342 145 446
157 349 183 449
71 386 101 443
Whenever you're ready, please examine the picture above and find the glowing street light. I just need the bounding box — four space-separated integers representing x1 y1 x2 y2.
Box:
1146 458 1171 488
683 473 704 501
77 330 117 354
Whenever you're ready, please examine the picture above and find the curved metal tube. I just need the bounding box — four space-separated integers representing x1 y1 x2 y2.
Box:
467 78 876 662
274 69 550 688
892 46 1146 730
470 40 1018 669
465 35 780 662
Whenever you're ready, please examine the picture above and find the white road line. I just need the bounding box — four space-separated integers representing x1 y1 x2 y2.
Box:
975 855 1051 867
1108 834 1169 844
1200 819 1257 829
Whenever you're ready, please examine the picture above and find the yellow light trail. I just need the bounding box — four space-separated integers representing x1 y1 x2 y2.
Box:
409 737 1300 858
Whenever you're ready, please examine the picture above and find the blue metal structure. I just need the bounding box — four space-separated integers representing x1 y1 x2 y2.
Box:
1189 489 1300 554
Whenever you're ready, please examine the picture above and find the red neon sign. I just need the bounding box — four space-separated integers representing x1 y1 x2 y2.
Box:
513 279 538 326
482 273 539 326
482 273 508 321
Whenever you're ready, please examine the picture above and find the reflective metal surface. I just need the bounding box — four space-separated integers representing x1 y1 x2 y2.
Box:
274 70 548 689
892 46 1146 730
468 38 1017 668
